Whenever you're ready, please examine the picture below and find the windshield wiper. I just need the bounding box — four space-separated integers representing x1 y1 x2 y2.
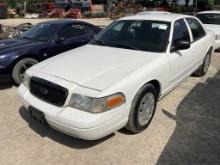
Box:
92 40 140 50
21 36 33 40
111 43 140 50
21 36 40 42
91 39 107 46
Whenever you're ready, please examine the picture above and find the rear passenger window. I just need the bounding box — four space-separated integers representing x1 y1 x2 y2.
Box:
186 18 206 41
85 25 96 35
57 24 85 39
173 19 190 46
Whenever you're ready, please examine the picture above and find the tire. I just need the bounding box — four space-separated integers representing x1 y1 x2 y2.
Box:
12 58 38 85
125 84 157 133
193 52 211 77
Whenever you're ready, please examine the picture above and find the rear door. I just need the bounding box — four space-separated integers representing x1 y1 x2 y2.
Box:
185 18 209 66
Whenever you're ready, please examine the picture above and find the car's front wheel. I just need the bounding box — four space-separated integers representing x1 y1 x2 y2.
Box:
12 58 38 85
126 84 157 133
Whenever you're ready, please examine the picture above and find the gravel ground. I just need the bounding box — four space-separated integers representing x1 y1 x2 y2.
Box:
0 53 219 165
0 18 219 165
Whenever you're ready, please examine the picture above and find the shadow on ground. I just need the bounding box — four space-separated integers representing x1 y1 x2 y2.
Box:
0 82 13 90
157 70 220 165
19 107 114 149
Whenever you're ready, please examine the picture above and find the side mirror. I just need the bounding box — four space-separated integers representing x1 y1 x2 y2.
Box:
54 37 64 43
173 40 190 51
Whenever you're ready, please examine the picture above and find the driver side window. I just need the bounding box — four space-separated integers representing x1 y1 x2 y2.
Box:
172 19 190 47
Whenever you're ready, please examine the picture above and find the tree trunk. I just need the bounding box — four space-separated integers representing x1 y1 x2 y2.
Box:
185 0 190 8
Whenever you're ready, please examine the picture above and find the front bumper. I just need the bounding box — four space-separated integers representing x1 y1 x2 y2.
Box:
18 84 130 140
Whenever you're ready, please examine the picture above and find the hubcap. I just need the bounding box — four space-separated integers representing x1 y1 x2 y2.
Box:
204 55 210 73
18 61 37 80
137 93 155 126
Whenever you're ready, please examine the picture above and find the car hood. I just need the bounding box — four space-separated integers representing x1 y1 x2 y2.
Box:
0 38 44 55
33 45 161 91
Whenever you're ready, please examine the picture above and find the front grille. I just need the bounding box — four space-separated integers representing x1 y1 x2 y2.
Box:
30 77 68 107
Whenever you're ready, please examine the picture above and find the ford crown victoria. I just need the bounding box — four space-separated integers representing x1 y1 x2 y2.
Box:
19 14 215 140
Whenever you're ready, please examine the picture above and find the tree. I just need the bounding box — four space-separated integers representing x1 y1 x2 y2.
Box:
214 0 220 5
4 0 16 7
208 0 214 7
185 0 190 8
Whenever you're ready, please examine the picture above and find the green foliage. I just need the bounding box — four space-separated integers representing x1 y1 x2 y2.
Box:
4 0 16 7
170 5 185 13
215 0 220 5
208 0 214 6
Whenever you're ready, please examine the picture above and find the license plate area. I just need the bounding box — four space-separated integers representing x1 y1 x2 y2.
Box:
28 106 47 125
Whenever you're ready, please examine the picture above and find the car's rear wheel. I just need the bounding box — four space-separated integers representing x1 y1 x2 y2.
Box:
126 84 157 133
12 58 38 85
193 52 211 77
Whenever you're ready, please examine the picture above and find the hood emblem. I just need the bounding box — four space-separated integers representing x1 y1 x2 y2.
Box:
39 88 48 95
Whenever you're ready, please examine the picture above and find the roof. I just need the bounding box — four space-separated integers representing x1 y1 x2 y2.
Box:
137 11 171 15
119 13 193 22
197 10 220 14
38 19 88 25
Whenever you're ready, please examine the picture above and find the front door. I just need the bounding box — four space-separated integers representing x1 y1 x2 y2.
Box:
169 19 193 85
47 23 90 56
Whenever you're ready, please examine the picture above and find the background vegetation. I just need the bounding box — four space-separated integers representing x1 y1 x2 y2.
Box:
2 0 218 9
3 0 53 8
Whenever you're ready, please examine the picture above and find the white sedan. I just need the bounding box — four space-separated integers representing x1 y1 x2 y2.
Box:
18 14 215 140
196 10 220 50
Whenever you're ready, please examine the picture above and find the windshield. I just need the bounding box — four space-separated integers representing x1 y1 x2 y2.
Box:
197 13 220 25
90 20 171 52
19 24 55 42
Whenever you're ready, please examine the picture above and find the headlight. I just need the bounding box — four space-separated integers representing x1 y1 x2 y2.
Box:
22 73 30 88
68 93 126 113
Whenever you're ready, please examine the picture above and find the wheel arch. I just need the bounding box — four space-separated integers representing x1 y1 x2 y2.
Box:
11 54 39 70
135 79 162 100
147 79 161 99
208 46 213 55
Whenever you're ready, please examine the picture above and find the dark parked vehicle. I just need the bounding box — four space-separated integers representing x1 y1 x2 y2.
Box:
0 20 101 84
